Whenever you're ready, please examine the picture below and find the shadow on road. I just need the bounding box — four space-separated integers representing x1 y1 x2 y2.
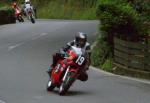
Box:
47 90 91 96
65 90 91 96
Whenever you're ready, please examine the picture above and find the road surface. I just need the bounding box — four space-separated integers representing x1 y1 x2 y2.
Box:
0 20 150 103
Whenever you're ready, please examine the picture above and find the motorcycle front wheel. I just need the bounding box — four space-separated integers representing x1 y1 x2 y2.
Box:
30 15 35 24
31 18 35 23
59 72 76 95
20 17 24 22
46 79 55 91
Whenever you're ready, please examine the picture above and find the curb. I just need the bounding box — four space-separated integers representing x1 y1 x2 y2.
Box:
90 66 150 85
90 36 150 84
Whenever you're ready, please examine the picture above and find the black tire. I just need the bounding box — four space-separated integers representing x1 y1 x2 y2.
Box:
21 18 24 22
31 18 35 24
46 79 55 91
59 72 75 95
17 18 22 22
30 16 35 24
31 18 35 23
17 16 24 22
18 19 22 22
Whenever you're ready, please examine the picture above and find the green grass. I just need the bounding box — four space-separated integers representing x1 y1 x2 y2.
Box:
0 1 10 9
101 58 114 72
0 2 6 8
91 41 114 72
36 0 97 20
1 0 98 19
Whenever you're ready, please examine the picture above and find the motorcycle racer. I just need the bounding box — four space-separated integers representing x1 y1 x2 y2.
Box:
48 32 91 81
12 2 21 15
24 0 35 18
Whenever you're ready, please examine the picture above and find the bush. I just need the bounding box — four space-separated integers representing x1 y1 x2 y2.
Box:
129 0 150 21
91 36 112 68
92 0 149 72
0 7 16 25
96 0 148 42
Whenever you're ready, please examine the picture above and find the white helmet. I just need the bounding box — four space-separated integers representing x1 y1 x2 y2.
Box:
25 0 30 2
75 32 87 48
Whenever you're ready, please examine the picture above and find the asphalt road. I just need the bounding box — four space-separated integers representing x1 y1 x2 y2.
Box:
0 20 150 103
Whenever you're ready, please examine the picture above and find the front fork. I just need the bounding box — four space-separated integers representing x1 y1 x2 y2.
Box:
62 66 70 82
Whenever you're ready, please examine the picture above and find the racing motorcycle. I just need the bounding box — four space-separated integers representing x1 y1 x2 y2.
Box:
15 8 24 22
47 46 87 95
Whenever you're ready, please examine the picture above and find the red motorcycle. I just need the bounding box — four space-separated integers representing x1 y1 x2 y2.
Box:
15 8 24 22
47 46 87 95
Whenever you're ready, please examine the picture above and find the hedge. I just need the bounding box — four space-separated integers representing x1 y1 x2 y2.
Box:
0 8 16 25
96 0 148 42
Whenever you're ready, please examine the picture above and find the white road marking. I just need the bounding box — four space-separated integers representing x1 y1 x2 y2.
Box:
40 33 48 36
0 100 6 103
8 43 24 51
91 66 150 85
0 43 11 49
7 33 48 51
32 33 48 40
32 96 43 99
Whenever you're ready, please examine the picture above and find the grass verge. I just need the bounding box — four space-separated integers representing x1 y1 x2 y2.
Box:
37 1 97 20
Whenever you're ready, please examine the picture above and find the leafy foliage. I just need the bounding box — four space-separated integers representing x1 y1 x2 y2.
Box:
35 0 98 20
96 0 148 41
91 37 112 68
0 7 15 25
128 0 150 21
92 0 149 72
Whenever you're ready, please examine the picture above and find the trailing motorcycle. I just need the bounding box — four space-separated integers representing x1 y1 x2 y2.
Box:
15 8 24 22
26 8 35 23
47 46 87 95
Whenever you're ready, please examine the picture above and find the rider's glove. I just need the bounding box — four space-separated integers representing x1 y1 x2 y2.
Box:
59 49 67 57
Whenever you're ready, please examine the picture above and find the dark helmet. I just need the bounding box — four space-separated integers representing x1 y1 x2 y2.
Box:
12 2 17 8
75 32 87 48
